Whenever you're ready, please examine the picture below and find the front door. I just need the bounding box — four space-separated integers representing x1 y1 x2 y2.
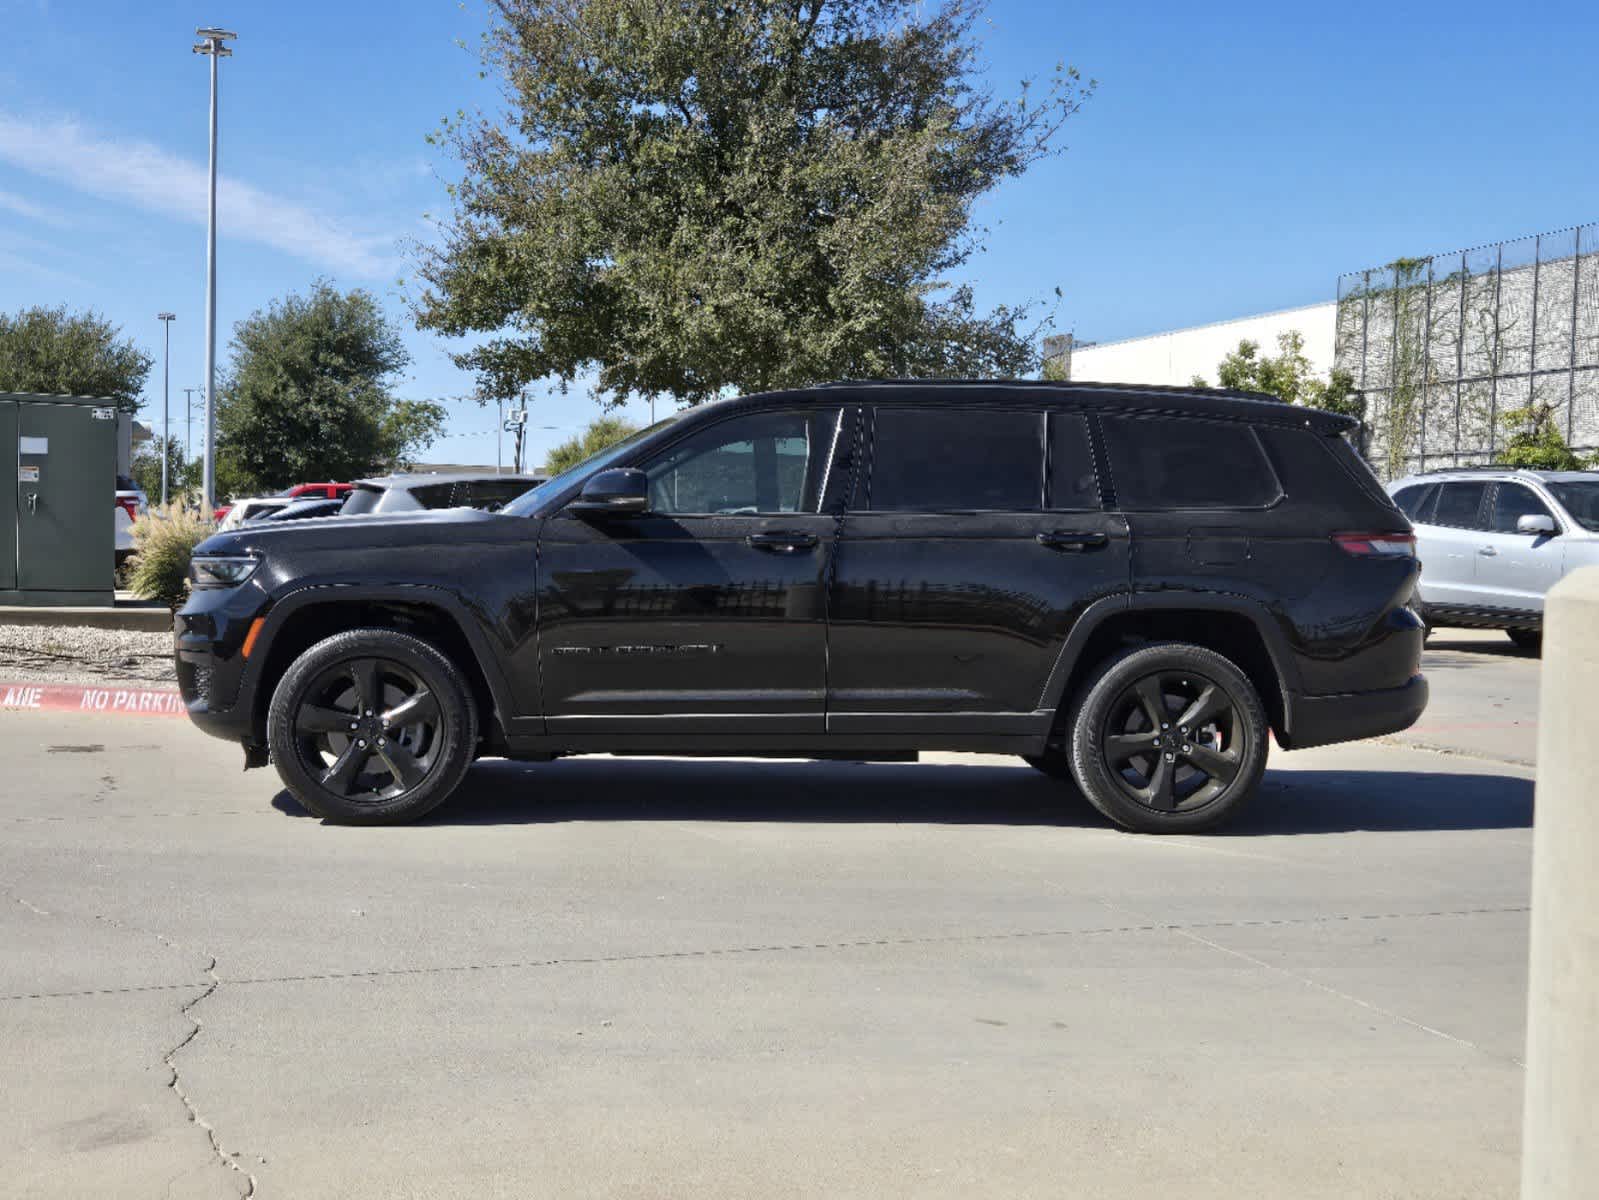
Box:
1477 481 1565 613
827 404 1130 736
537 406 844 734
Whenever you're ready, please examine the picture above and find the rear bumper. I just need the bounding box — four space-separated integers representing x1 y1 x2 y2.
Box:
1279 673 1428 751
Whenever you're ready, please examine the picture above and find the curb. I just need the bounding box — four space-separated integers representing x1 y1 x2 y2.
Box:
0 606 174 634
0 681 186 718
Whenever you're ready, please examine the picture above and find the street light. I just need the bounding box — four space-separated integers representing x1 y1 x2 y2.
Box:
183 387 198 470
193 26 235 513
156 312 175 505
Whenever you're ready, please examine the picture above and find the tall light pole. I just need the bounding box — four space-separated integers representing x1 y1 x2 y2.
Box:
183 387 198 469
156 312 175 505
193 26 235 513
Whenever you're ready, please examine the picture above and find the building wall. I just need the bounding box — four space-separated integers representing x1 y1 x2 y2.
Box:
1066 302 1337 388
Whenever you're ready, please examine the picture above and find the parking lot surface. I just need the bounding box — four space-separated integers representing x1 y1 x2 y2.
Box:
1 638 1536 1199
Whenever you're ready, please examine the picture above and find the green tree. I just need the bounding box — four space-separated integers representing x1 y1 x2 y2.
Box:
0 305 152 410
415 0 1092 406
128 435 190 499
546 415 643 475
1199 330 1364 420
1495 403 1594 471
216 283 446 493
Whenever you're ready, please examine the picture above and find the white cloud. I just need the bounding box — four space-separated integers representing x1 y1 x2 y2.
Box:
0 186 69 226
0 111 399 277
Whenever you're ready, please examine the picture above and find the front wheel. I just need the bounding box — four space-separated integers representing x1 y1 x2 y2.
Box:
267 628 478 824
1067 643 1269 834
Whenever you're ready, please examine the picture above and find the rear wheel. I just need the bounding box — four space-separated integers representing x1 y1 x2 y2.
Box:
1506 628 1542 653
1067 643 1269 834
267 628 478 824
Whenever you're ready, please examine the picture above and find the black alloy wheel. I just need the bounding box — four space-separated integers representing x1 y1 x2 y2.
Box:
267 629 478 823
1067 643 1269 833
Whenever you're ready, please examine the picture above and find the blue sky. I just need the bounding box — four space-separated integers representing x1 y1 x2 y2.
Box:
2 0 1596 470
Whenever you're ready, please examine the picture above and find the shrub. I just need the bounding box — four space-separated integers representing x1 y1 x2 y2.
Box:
127 503 214 610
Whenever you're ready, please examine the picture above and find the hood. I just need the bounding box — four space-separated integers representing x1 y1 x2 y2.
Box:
195 506 519 558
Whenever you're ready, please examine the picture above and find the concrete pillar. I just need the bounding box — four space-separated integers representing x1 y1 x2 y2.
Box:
1521 566 1599 1199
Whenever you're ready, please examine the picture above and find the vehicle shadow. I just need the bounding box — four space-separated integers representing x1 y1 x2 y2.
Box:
270 757 1533 835
1425 635 1539 661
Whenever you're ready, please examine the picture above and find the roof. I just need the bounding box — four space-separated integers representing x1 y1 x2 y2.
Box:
737 379 1358 435
354 471 548 489
1396 467 1599 484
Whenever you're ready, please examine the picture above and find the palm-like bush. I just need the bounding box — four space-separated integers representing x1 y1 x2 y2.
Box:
127 503 214 610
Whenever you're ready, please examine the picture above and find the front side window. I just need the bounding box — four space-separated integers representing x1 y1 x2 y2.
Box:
644 410 830 515
1049 413 1101 510
1490 483 1556 533
1432 481 1489 529
1100 415 1280 509
869 407 1044 512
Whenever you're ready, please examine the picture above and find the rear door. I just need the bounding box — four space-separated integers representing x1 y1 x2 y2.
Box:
826 404 1129 736
1415 480 1490 608
1477 481 1564 612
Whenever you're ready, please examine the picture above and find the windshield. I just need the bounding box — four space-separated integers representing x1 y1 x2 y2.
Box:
1547 480 1599 532
501 416 679 516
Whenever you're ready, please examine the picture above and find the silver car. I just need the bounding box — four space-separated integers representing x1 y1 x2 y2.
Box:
339 471 548 516
1387 468 1599 650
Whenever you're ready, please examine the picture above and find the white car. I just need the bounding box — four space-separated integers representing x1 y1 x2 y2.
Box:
1387 468 1599 650
340 472 547 516
114 475 148 567
216 496 295 531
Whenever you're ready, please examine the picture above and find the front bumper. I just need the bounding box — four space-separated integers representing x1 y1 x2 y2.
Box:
1279 673 1429 751
174 582 271 745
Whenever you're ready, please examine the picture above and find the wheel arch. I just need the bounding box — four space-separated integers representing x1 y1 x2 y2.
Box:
246 586 515 750
1039 594 1300 741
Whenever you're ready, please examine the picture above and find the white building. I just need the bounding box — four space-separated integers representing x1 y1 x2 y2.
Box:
1060 301 1337 388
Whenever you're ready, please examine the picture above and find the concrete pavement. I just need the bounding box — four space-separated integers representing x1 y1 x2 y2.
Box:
1389 628 1542 764
0 707 1533 1198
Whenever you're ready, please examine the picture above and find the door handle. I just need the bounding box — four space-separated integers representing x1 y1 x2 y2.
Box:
1037 530 1108 552
747 531 819 553
1478 546 1498 557
25 492 38 515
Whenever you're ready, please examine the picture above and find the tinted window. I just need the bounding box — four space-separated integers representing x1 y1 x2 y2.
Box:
470 479 536 511
410 482 464 510
1547 481 1599 532
870 408 1043 512
1101 415 1279 509
1491 483 1555 533
1049 413 1100 510
1392 483 1434 517
645 410 828 515
1432 481 1489 529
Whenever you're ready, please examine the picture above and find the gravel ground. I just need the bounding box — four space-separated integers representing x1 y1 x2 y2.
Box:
0 624 176 686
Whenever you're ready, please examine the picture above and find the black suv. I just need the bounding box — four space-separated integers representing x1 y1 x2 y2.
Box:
175 381 1427 832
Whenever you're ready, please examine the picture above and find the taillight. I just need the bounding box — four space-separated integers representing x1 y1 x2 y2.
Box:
1332 531 1416 558
116 497 140 522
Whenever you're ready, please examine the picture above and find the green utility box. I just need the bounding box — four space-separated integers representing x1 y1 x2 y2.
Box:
1 392 117 606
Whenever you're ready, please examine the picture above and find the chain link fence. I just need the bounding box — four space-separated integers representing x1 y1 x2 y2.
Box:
1334 223 1599 479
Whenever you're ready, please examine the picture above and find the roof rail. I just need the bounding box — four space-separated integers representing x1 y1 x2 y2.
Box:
815 378 1284 406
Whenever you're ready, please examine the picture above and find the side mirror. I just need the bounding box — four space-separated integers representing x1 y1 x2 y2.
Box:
569 468 649 516
1517 513 1557 536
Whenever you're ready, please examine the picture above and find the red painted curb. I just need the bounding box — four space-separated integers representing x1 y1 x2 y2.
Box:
0 681 186 718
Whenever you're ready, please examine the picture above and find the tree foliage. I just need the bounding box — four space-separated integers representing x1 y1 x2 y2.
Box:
217 283 445 494
129 435 195 500
1495 403 1595 471
546 415 642 474
1197 330 1364 420
415 0 1092 406
0 305 152 410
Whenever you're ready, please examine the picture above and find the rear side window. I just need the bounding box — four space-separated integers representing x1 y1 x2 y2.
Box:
1049 413 1100 510
1432 481 1489 529
1101 415 1280 509
870 407 1043 512
470 479 536 511
1490 483 1556 533
411 482 465 510
1392 483 1435 518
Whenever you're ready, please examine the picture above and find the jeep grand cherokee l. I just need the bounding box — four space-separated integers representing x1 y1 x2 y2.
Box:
175 381 1427 833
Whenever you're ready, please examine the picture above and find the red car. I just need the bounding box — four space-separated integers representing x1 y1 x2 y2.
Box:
279 482 354 502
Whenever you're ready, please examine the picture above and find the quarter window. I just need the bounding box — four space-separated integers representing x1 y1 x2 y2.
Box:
644 410 829 515
1100 415 1279 509
1432 481 1490 529
869 407 1044 512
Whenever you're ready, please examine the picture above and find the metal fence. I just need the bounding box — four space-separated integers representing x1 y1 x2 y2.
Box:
1334 223 1599 479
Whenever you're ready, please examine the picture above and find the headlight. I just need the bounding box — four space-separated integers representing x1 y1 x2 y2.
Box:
189 555 261 588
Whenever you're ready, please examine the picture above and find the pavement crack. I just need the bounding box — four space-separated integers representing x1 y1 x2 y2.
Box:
165 955 258 1198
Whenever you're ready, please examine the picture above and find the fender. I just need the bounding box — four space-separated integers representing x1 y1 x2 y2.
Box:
244 581 524 735
1035 589 1305 729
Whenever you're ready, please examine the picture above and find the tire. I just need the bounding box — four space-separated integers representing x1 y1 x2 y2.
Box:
267 628 478 824
1066 643 1269 834
1022 748 1074 781
1506 628 1542 653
